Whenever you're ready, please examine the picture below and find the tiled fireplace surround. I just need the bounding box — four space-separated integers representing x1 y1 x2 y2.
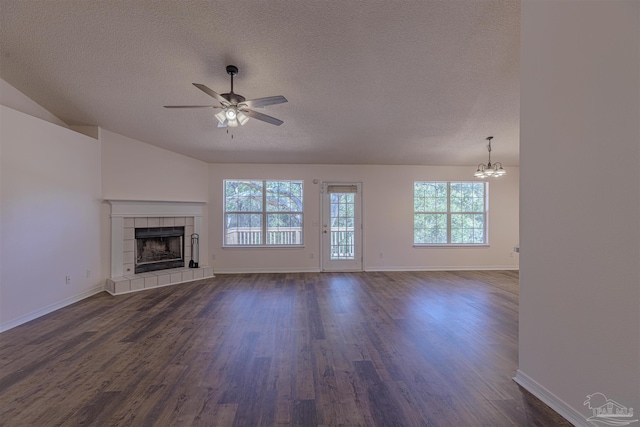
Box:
105 200 213 295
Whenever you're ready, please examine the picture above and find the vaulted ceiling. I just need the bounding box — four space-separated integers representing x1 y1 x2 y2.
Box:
0 1 520 166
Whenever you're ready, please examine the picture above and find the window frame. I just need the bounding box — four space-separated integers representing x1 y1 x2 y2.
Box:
223 179 304 247
413 181 489 247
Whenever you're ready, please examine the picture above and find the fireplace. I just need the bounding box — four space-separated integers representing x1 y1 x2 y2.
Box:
135 226 185 273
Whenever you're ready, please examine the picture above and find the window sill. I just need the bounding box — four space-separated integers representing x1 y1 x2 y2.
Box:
223 245 305 249
413 244 490 249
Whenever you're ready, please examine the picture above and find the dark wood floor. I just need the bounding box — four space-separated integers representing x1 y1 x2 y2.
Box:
0 271 570 426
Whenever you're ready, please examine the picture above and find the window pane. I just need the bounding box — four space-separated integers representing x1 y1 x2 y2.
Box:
451 228 463 243
414 213 447 244
266 180 303 212
435 197 447 212
414 182 447 214
451 213 484 244
226 197 239 212
472 197 485 212
451 182 485 213
225 213 262 245
430 228 448 244
329 191 356 259
225 180 263 212
266 213 303 245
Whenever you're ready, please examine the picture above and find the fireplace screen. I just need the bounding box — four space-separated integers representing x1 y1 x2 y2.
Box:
135 226 185 273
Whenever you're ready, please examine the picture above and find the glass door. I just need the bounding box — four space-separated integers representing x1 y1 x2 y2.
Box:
321 183 362 271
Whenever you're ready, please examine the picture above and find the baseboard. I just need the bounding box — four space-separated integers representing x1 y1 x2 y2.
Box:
0 285 106 333
211 266 518 274
513 370 589 427
364 265 520 272
214 267 322 274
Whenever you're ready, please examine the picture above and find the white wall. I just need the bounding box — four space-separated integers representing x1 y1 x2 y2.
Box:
0 78 68 128
518 1 639 424
100 129 211 276
101 129 210 202
209 163 519 273
0 105 102 331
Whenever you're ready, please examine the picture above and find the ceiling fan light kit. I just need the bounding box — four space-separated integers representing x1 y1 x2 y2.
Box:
474 136 506 178
165 65 287 128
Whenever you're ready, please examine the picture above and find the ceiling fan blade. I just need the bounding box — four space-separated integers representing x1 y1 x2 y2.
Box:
164 105 221 108
193 83 230 106
242 109 284 126
240 95 288 109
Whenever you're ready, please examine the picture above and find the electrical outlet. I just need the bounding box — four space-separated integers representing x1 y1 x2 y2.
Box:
65 275 71 285
379 252 384 259
86 269 91 278
212 254 216 260
310 253 314 259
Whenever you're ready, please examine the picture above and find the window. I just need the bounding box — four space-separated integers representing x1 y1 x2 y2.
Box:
224 180 303 246
414 182 487 245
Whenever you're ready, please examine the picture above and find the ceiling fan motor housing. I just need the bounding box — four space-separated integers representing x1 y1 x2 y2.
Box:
221 93 246 104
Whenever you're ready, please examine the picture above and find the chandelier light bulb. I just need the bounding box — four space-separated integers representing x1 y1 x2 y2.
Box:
226 107 237 120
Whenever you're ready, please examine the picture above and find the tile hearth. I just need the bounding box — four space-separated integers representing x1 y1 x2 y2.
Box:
106 266 213 295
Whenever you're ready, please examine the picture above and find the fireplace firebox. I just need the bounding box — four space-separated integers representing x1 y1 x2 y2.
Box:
135 226 185 273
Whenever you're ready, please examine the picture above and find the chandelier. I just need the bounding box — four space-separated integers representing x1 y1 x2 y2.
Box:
474 136 506 178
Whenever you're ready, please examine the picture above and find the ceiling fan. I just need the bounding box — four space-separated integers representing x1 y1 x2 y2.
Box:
164 65 287 127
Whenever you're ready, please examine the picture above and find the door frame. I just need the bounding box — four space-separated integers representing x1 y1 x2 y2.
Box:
320 181 363 272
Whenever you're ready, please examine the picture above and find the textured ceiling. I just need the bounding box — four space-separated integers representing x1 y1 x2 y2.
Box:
0 1 520 166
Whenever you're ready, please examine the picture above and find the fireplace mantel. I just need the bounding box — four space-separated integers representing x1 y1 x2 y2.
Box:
106 199 206 280
106 199 206 218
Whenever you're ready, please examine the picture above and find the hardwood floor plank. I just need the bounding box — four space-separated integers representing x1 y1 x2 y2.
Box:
0 271 573 426
291 399 318 427
217 332 260 404
305 282 326 341
231 356 272 426
353 360 409 427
